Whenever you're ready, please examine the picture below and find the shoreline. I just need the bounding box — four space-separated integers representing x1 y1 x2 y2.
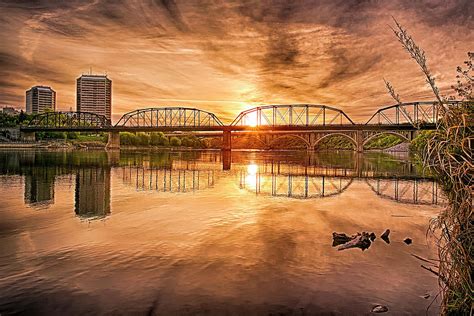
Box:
0 140 411 152
0 142 411 153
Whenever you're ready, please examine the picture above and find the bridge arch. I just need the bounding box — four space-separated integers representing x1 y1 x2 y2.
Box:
231 134 268 149
362 131 410 147
27 111 111 128
231 104 354 127
313 133 356 150
115 107 223 128
365 101 460 126
267 134 311 149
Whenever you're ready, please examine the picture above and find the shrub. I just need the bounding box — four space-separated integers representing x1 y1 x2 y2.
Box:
150 132 168 146
66 132 78 139
120 132 139 146
181 136 193 147
43 131 66 139
169 136 181 146
137 132 150 146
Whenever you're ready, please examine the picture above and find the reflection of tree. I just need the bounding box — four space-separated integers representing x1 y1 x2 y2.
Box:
362 152 424 176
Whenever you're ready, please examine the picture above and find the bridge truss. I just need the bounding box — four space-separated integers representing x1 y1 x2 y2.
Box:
231 104 354 127
365 101 460 125
115 107 223 128
27 111 111 128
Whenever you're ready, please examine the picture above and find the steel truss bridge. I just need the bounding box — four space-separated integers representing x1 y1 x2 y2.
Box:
21 101 460 153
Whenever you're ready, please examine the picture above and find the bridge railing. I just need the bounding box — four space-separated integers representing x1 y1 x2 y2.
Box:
231 104 354 127
115 107 223 128
26 111 111 128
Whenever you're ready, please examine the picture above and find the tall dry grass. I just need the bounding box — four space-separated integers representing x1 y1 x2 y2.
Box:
386 19 473 315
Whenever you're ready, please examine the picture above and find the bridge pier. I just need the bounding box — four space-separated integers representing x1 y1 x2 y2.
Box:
222 150 232 170
20 131 36 142
355 130 364 153
222 130 232 151
106 131 120 150
409 130 418 141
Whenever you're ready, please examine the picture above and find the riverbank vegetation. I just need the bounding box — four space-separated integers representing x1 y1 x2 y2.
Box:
0 111 33 127
6 129 406 151
387 20 472 315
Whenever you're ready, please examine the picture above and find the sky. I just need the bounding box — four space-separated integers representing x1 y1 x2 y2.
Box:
0 0 472 123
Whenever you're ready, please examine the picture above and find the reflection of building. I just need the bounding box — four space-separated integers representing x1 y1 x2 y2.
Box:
76 74 112 120
24 171 55 207
26 86 56 114
75 168 111 218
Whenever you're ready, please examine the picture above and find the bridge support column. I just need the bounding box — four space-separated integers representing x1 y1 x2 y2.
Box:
308 133 318 151
355 130 364 153
107 150 120 166
20 131 35 142
222 150 232 170
106 131 120 150
222 130 232 151
264 134 272 150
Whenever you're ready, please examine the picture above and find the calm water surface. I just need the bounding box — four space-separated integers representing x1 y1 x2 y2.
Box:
0 150 444 315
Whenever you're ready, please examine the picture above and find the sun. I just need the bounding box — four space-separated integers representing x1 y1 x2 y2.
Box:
245 112 258 127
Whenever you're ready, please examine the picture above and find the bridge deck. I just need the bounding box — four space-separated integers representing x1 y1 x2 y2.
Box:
20 123 435 133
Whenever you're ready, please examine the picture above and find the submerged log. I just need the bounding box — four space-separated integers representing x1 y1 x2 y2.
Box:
336 232 373 251
332 232 353 246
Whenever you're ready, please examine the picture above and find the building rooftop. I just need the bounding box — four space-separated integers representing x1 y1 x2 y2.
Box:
28 86 54 91
78 74 110 80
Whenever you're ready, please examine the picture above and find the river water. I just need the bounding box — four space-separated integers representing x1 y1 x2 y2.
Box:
0 149 444 315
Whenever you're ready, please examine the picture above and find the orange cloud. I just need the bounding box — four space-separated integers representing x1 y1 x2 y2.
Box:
0 0 472 123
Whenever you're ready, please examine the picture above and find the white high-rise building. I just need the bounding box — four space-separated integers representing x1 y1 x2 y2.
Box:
25 86 56 114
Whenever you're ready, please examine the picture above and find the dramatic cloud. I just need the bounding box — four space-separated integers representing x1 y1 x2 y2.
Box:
0 0 472 122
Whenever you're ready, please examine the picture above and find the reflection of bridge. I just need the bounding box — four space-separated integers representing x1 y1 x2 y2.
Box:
0 150 446 221
366 178 446 205
20 101 460 155
121 166 216 192
238 169 443 203
240 170 353 199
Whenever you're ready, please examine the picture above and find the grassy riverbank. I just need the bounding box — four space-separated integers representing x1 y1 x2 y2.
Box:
387 20 472 314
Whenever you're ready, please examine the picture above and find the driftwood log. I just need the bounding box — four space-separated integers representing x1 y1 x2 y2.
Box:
332 232 374 251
